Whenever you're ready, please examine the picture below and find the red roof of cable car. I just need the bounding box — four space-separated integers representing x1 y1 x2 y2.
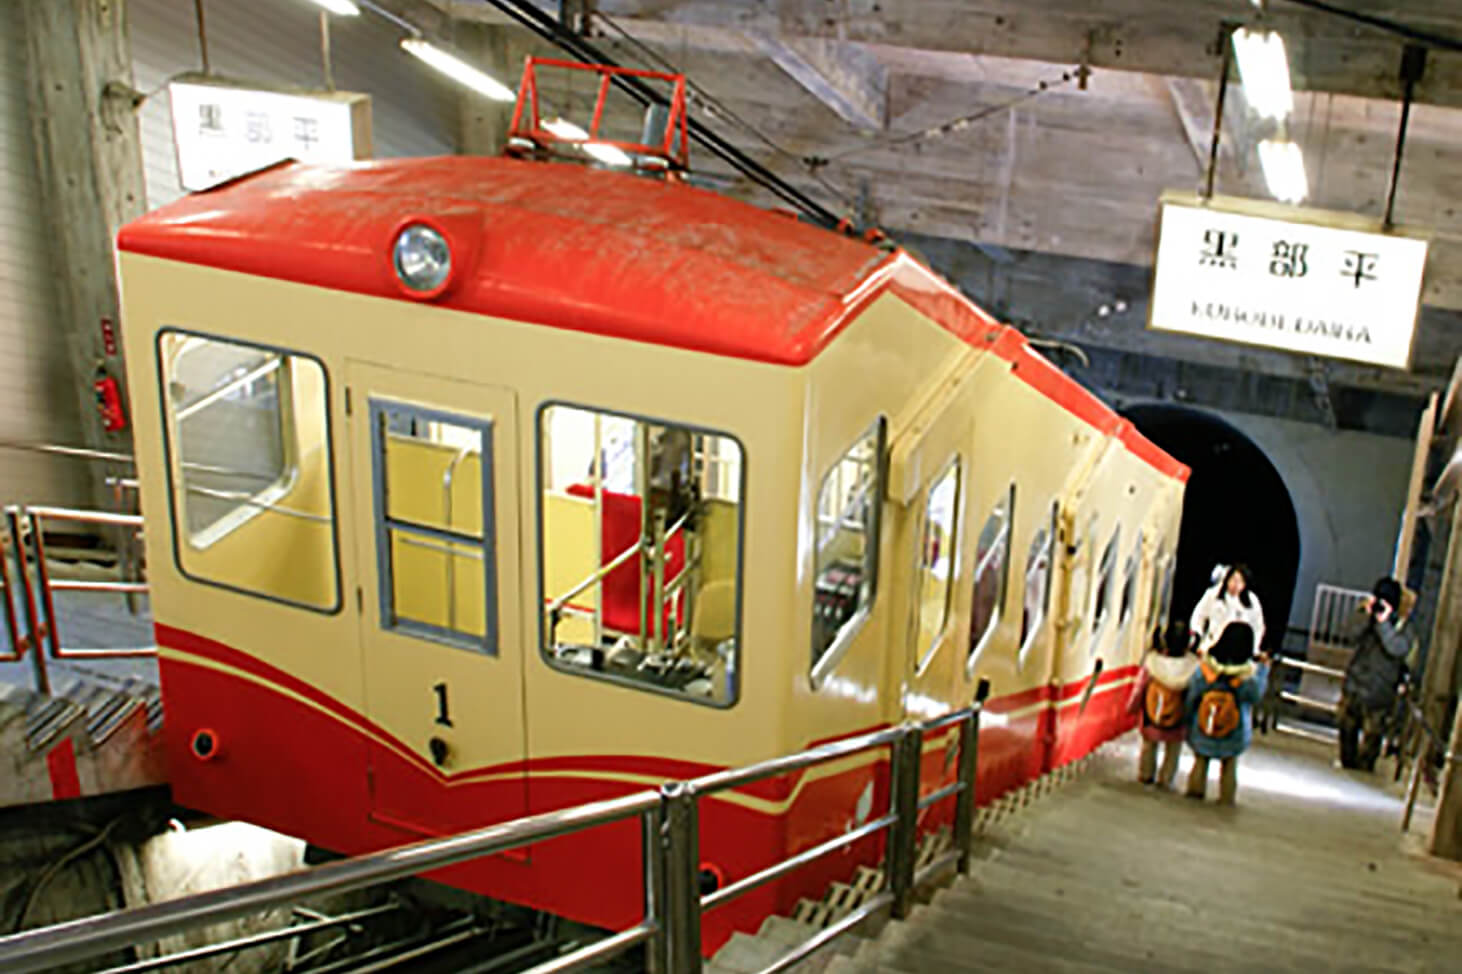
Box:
117 156 1186 482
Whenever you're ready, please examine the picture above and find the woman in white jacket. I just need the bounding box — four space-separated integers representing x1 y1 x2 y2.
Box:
1190 564 1265 655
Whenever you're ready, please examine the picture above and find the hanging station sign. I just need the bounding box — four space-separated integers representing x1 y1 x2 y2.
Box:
1149 192 1430 370
168 79 373 192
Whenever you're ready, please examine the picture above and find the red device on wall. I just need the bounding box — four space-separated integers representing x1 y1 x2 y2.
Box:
94 364 126 433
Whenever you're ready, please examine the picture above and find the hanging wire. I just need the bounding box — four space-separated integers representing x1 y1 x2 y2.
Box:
194 0 210 75
821 69 1078 163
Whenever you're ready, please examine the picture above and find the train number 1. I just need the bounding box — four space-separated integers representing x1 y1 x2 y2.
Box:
433 682 454 728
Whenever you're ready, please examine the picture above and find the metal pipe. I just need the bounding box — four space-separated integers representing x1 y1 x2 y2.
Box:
701 814 895 913
181 486 331 525
399 535 483 562
0 520 22 663
1204 23 1236 200
954 707 980 874
522 923 656 974
885 725 922 919
916 780 964 812
320 10 335 91
442 445 472 631
49 580 149 594
549 540 642 615
28 506 143 528
1384 45 1427 229
690 724 904 795
593 413 604 646
0 440 135 465
912 848 961 889
96 903 400 974
1277 657 1346 679
757 890 894 974
1281 691 1340 713
642 804 668 974
27 511 61 661
660 782 702 974
174 358 282 422
6 507 47 694
0 790 660 974
1402 747 1426 832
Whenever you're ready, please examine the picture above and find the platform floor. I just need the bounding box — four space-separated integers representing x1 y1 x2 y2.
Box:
828 734 1462 973
0 589 157 690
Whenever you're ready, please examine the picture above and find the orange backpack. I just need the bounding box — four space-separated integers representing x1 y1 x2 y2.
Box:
1144 679 1184 730
1195 661 1241 738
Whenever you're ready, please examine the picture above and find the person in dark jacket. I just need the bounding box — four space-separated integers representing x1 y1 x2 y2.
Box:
1338 577 1411 771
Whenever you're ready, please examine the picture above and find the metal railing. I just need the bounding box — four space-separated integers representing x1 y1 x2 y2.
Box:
1400 697 1448 833
0 699 984 974
1308 584 1369 657
2 501 154 694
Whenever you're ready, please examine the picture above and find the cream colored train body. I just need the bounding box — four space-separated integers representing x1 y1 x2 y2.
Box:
115 156 1187 952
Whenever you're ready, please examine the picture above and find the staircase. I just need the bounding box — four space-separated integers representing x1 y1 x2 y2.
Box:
0 665 165 808
716 735 1462 973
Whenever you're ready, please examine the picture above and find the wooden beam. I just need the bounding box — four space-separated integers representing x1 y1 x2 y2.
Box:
746 33 888 131
20 0 146 506
586 0 1462 109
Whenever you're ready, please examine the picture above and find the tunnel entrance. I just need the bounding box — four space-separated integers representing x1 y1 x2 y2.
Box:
1122 404 1301 653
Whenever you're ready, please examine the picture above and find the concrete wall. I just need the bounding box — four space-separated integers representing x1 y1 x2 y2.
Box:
1116 402 1413 633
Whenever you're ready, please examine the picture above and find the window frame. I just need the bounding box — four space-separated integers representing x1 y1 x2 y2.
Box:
967 482 1015 674
534 400 749 709
168 343 299 549
154 327 342 615
913 454 962 676
810 417 887 690
1018 500 1059 670
370 399 498 655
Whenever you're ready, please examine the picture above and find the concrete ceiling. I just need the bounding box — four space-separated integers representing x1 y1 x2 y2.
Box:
423 0 1462 405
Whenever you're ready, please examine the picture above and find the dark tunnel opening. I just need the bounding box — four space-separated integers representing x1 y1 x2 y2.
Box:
1122 404 1301 653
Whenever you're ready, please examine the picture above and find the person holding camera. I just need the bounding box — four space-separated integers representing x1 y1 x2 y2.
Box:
1337 577 1410 772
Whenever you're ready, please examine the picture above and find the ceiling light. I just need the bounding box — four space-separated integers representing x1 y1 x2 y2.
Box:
1259 139 1308 204
1232 28 1294 120
401 39 515 102
306 0 360 13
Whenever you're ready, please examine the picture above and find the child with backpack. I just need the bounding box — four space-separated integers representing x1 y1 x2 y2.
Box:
1185 621 1269 804
1126 621 1199 788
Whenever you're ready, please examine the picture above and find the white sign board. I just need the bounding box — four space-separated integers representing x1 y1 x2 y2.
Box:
169 81 371 192
1150 194 1429 369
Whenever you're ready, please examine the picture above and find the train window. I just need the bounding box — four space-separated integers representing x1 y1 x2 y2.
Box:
968 484 1014 669
1091 526 1120 641
812 420 885 685
158 331 339 612
913 458 961 673
1018 501 1058 669
539 403 745 706
370 401 496 653
1119 546 1139 631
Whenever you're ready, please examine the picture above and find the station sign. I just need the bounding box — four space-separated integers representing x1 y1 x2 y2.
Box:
168 78 373 192
1149 192 1430 370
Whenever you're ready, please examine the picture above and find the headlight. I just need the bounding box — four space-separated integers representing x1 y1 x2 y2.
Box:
392 224 451 293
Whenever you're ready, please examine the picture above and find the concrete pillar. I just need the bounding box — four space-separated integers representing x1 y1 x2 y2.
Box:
457 23 521 157
20 0 146 506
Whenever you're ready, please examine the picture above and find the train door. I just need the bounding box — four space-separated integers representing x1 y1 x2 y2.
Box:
345 361 528 836
888 384 973 722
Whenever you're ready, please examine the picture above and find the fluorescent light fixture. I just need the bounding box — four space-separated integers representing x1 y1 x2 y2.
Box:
543 117 633 167
1232 28 1293 120
401 39 515 102
306 0 360 14
1258 138 1308 204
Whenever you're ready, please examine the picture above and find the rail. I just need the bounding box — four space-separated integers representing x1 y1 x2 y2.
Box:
0 690 988 974
2 502 154 693
1400 696 1449 833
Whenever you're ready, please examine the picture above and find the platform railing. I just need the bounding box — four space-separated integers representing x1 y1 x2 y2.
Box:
0 699 985 974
